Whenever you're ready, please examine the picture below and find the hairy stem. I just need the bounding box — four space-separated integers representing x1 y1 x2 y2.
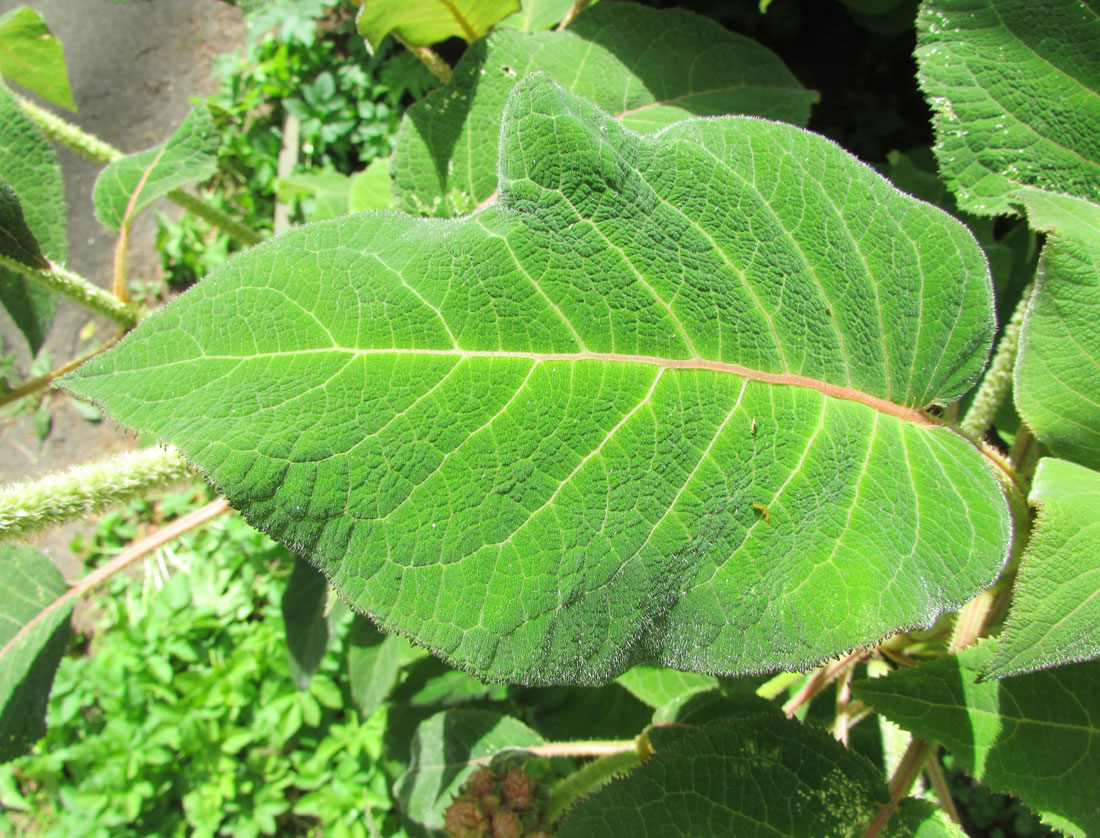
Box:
0 253 137 327
14 94 261 247
0 332 122 408
961 283 1034 437
782 649 866 717
0 447 193 540
395 35 452 83
863 737 935 838
546 750 641 824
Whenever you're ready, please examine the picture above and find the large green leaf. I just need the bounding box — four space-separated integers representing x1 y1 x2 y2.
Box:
92 104 219 231
916 0 1100 216
65 75 1009 685
1013 189 1100 467
0 546 72 764
498 0 578 31
0 83 64 354
853 639 1100 838
357 0 521 50
986 458 1100 678
393 708 542 832
557 714 888 837
0 6 75 111
392 2 815 216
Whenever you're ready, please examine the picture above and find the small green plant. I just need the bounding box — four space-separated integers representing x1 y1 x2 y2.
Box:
2 1 1100 836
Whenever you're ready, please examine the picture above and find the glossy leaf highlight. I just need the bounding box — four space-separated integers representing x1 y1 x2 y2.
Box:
916 0 1100 216
66 75 1009 685
393 2 815 215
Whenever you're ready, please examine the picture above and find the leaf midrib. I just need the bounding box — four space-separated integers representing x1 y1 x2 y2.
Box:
157 346 935 425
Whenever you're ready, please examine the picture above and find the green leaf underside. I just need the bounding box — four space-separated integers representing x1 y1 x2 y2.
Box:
853 639 1100 838
66 76 1008 685
916 0 1100 216
393 708 543 830
0 83 64 354
0 546 72 764
987 458 1100 678
393 2 815 216
0 179 48 269
281 556 331 689
0 6 75 111
616 664 717 707
558 715 887 837
1013 189 1100 468
92 104 219 231
357 0 521 49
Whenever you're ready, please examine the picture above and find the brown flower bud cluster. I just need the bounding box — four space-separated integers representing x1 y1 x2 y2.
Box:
444 764 552 838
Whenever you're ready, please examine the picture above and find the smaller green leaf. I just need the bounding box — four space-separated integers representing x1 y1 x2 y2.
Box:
498 0 579 32
616 665 717 708
557 715 887 837
276 170 352 223
348 158 394 212
886 800 968 838
986 458 1100 678
393 708 543 831
0 7 75 111
357 0 521 50
852 639 1100 838
916 0 1100 215
1 545 72 764
347 614 423 717
92 104 218 231
0 179 47 269
1013 189 1100 468
281 556 330 689
0 82 64 354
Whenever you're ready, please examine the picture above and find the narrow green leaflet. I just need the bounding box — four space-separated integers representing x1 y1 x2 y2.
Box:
281 556 331 689
0 7 75 111
498 0 578 31
0 546 72 764
0 179 48 269
356 0 521 50
393 2 815 216
348 614 424 717
986 458 1100 678
66 75 1009 684
1013 189 1100 467
557 715 887 837
916 0 1100 216
0 83 64 354
853 639 1100 838
92 104 219 231
393 708 543 831
616 665 717 708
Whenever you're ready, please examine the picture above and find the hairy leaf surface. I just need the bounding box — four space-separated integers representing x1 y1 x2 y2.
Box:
92 104 219 231
0 546 71 764
0 6 75 111
986 458 1100 678
66 76 1009 684
1013 189 1100 467
557 715 887 837
0 83 64 354
853 640 1100 838
916 0 1100 216
393 2 815 216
